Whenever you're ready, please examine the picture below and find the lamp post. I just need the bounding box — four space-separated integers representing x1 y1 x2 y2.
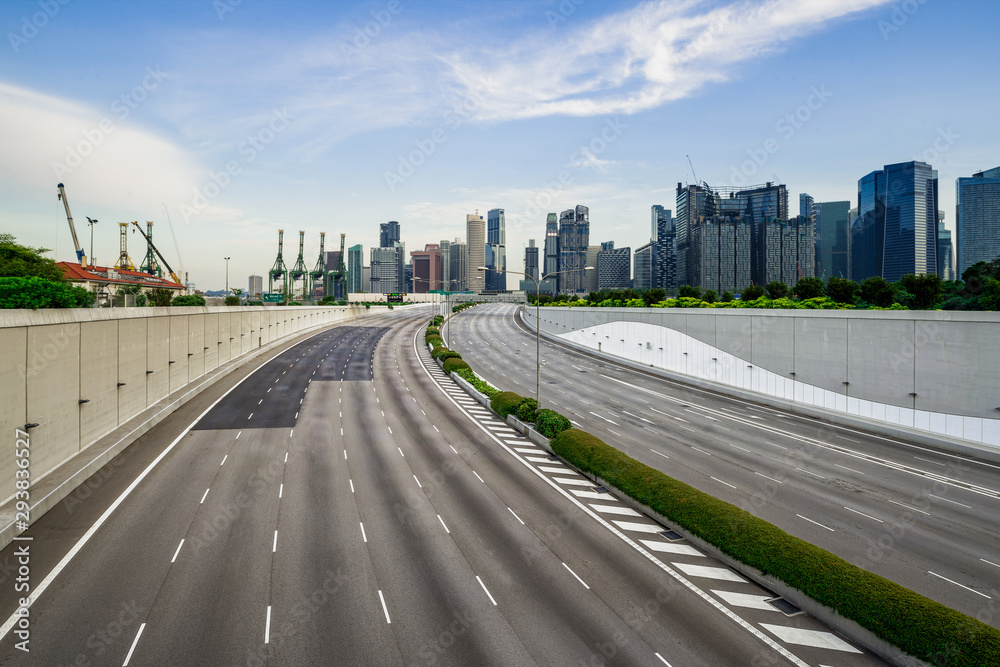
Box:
224 257 231 296
86 217 98 267
478 265 593 410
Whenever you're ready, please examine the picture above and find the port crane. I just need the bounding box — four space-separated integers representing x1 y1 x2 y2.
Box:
332 233 347 299
56 183 87 265
130 221 181 285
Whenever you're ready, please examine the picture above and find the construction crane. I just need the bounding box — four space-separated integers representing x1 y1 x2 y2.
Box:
130 221 180 284
309 232 326 302
115 222 136 271
56 183 87 266
686 155 699 187
138 221 160 276
269 229 288 299
332 233 347 300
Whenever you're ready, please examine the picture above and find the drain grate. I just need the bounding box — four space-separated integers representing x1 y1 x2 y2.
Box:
767 598 802 616
592 486 610 493
548 455 560 461
659 530 683 541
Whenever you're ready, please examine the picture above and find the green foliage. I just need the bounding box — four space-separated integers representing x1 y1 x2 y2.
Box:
642 288 666 305
490 391 525 418
720 290 733 303
549 428 1000 667
426 334 444 347
793 276 825 300
135 293 148 307
452 368 498 398
436 350 462 362
677 284 702 300
0 239 65 282
442 357 470 374
535 409 572 438
859 276 896 308
764 281 789 300
740 284 765 301
431 315 444 326
172 294 206 307
426 326 439 338
980 278 1000 311
0 276 93 309
702 290 717 304
515 397 539 423
825 276 860 305
899 273 943 310
224 296 240 306
147 288 174 307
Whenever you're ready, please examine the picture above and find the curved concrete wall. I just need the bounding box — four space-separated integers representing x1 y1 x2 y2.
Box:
523 307 1000 451
0 305 367 503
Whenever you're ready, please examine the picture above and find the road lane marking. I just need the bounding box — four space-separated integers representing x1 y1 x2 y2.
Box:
220 455 227 465
507 507 525 524
122 622 146 666
473 471 485 483
284 452 288 463
727 443 750 453
796 514 835 531
928 493 971 509
843 506 883 523
273 530 278 552
437 515 450 534
200 489 209 504
639 540 703 557
755 472 782 485
236 431 241 439
928 571 991 598
264 606 272 643
171 540 184 563
278 484 283 499
691 446 712 456
378 590 392 623
477 576 498 605
795 467 824 479
887 499 930 516
673 562 746 582
711 477 736 489
835 464 865 475
350 479 354 493
651 449 669 459
981 558 1000 569
563 562 590 589
360 522 367 542
655 653 673 666
760 624 860 653
413 475 422 488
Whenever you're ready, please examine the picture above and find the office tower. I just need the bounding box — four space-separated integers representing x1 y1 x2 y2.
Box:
799 193 815 218
439 240 451 291
601 241 615 251
370 246 401 293
411 244 442 293
485 208 506 291
348 244 363 293
762 215 815 285
248 274 263 298
465 212 485 291
585 245 600 292
938 226 954 281
403 259 412 293
956 166 1000 276
524 239 539 282
651 205 677 292
597 246 631 289
379 221 400 248
558 205 590 293
693 216 752 294
450 238 467 291
852 161 938 282
634 243 652 291
543 212 559 287
362 265 371 290
813 201 850 279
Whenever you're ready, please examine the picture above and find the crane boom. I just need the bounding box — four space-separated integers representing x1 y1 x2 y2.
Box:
131 221 181 285
57 183 86 264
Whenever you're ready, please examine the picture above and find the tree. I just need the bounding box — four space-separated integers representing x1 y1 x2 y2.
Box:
702 289 717 303
720 290 734 303
172 294 206 306
147 288 174 307
898 273 943 310
0 276 93 309
793 276 825 300
741 284 765 301
859 276 896 307
0 237 66 282
642 288 666 306
765 281 789 300
678 284 702 300
224 296 240 306
980 278 1000 311
825 276 860 304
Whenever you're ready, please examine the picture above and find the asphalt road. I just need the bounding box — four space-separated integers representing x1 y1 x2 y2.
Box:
0 306 887 666
444 303 1000 630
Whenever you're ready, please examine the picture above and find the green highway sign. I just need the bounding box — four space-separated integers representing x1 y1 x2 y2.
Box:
262 293 284 302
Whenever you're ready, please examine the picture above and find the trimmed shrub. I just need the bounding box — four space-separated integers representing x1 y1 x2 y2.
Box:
515 398 538 423
426 326 439 337
442 357 471 374
453 368 499 398
430 346 452 359
437 350 462 362
535 409 571 438
549 428 1000 667
426 335 444 347
490 391 525 418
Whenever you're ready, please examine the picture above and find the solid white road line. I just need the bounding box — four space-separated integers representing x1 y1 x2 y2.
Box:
122 622 146 666
928 493 972 509
476 576 498 606
562 562 590 589
378 590 393 623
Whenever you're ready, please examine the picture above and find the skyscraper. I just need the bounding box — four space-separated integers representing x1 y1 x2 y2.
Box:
956 166 1000 276
585 245 600 292
524 239 539 282
450 238 467 291
634 243 652 291
693 216 752 294
466 212 485 291
411 244 442 293
485 208 506 290
439 239 451 291
543 212 559 287
799 193 815 218
852 161 938 283
379 221 400 248
558 205 590 293
597 246 630 289
348 244 363 293
651 205 676 292
248 274 263 298
370 246 401 293
813 201 850 279
762 215 815 285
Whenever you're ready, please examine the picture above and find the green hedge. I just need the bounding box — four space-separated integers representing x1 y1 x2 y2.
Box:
515 398 538 423
426 334 443 347
453 368 499 399
442 357 471 374
437 350 462 362
549 428 1000 666
426 326 439 338
535 409 572 438
430 346 453 360
490 391 524 418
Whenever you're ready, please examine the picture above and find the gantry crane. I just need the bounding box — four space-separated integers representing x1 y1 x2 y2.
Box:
138 221 160 276
309 232 326 301
289 230 308 299
56 183 87 266
332 233 347 300
131 221 181 284
269 229 288 299
115 222 136 271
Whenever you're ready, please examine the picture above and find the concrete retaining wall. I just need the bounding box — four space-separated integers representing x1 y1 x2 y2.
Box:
0 305 366 504
523 307 1000 451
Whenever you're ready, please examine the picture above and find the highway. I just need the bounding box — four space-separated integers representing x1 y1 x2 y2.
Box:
444 303 1000 631
0 307 885 666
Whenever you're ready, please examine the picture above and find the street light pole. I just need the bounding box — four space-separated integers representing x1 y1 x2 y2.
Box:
224 257 231 296
86 217 98 267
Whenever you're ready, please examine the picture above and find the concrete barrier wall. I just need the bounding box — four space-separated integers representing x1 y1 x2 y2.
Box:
524 307 1000 450
0 305 368 504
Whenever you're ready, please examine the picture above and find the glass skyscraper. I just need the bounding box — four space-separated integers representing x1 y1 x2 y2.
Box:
813 201 850 279
558 205 590 293
956 166 1000 276
486 208 506 290
379 220 400 248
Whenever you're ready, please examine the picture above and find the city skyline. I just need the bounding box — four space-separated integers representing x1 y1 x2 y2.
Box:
2 0 998 289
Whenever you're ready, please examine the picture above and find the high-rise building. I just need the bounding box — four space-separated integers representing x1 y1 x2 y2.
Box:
348 244 363 292
248 274 263 298
634 243 652 291
956 166 1000 276
558 205 590 293
762 215 815 285
370 246 401 293
524 239 539 282
439 240 451 291
543 213 559 287
938 226 954 282
799 193 815 218
852 161 938 283
403 259 412 293
691 216 753 295
411 244 442 293
585 245 600 292
362 265 371 290
813 201 851 279
379 221 400 248
651 205 676 292
465 213 485 291
485 208 506 291
597 246 630 289
450 238 467 291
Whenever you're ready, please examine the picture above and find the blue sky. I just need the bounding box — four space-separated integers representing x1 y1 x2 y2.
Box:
1 0 996 290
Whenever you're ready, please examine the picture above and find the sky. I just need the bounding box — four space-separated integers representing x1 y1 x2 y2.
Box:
1 0 997 291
